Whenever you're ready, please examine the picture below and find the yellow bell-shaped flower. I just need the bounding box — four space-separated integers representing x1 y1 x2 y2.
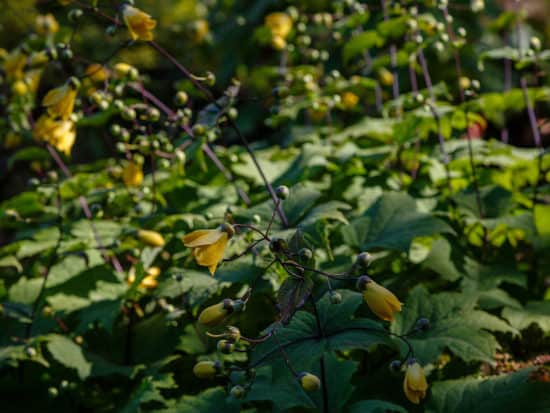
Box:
359 276 402 322
122 5 157 41
35 14 59 36
265 12 293 39
122 161 143 187
42 77 79 120
198 299 233 327
403 359 428 404
4 48 28 80
341 91 359 110
33 115 76 156
183 224 234 275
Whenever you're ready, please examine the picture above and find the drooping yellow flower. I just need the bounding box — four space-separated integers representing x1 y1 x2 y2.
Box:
127 266 161 289
183 224 234 275
4 48 28 80
122 5 157 41
298 372 321 392
85 63 109 83
24 69 43 93
359 276 402 321
113 62 138 78
341 91 359 109
33 115 76 156
265 12 292 50
42 77 80 120
378 68 394 87
35 14 59 36
265 12 292 39
198 299 233 327
122 161 143 187
403 359 428 404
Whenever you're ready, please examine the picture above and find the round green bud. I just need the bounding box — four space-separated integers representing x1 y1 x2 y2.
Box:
121 107 136 121
329 290 342 305
192 124 207 136
175 90 189 106
68 8 84 22
230 385 245 399
356 252 372 267
299 248 313 261
298 372 321 392
275 185 290 200
227 107 238 120
217 339 235 354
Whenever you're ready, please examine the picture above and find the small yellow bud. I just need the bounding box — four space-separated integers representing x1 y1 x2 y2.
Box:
378 68 394 87
137 230 165 247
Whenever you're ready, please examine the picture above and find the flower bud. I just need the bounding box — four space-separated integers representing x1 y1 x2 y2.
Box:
276 185 290 200
137 229 165 247
389 359 402 373
269 238 288 253
329 290 342 305
217 339 235 354
226 326 241 342
198 299 233 327
230 385 245 399
298 372 321 392
193 360 221 379
356 252 372 267
415 317 430 331
299 248 312 261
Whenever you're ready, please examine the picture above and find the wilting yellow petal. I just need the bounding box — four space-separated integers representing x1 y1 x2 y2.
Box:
183 229 224 247
42 82 78 120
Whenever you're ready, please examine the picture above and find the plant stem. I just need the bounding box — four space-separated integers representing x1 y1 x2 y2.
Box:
149 41 288 226
25 184 63 339
309 295 328 413
46 145 124 273
520 77 544 206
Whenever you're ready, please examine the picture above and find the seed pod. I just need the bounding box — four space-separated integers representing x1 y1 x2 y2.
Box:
198 299 233 327
137 229 165 247
269 238 288 253
298 372 321 392
193 360 221 379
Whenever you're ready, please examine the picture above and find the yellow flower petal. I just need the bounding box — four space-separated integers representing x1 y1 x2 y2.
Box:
123 5 156 41
193 233 228 275
183 229 224 247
